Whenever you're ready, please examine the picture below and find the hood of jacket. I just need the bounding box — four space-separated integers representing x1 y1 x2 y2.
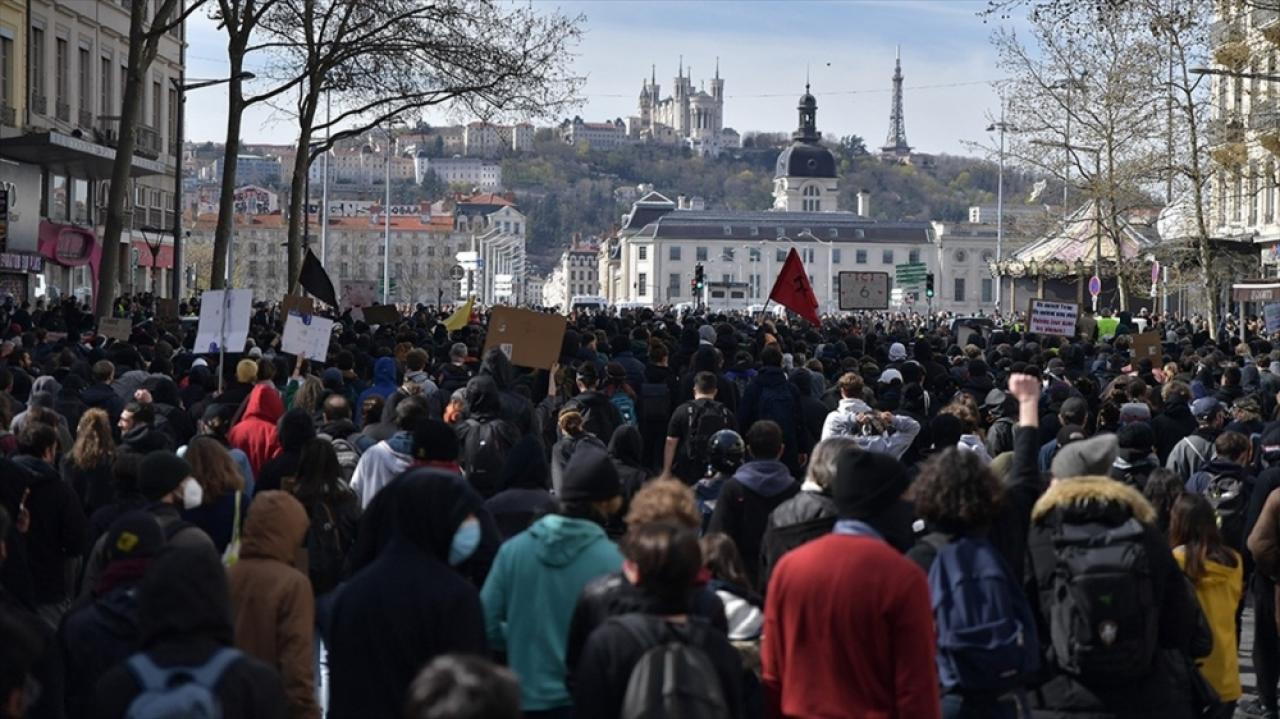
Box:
243 384 284 425
318 418 359 440
1031 475 1156 525
386 430 415 457
465 375 502 418
276 407 315 453
502 434 549 490
835 397 873 415
12 453 58 485
137 545 234 648
239 490 309 564
480 347 515 390
372 356 398 388
527 513 610 568
608 424 645 469
31 375 61 398
755 366 789 388
121 423 169 453
733 459 796 497
82 382 118 405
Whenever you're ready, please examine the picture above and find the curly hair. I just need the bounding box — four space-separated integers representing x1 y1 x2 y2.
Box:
184 435 245 503
911 448 1002 534
939 401 980 434
624 478 699 529
69 408 115 470
293 376 325 415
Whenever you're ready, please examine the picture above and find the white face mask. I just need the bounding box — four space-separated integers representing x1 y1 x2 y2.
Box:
180 478 204 510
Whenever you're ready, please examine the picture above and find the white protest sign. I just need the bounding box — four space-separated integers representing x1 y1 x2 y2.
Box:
1027 298 1079 337
194 289 253 354
838 271 890 310
281 310 335 362
1266 303 1280 334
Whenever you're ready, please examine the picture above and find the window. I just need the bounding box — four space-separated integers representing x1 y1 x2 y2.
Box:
1233 169 1243 222
31 27 45 103
54 38 67 110
855 249 867 264
668 272 681 297
77 46 89 122
1250 160 1260 226
638 245 647 261
749 248 760 262
981 278 994 303
832 248 841 264
722 247 735 261
776 249 786 262
99 55 111 115
167 85 177 152
151 79 161 130
669 245 681 261
954 277 966 302
881 249 894 265
0 35 12 110
249 260 259 276
427 245 435 256
803 248 815 263
1268 161 1277 225
696 246 708 261
340 262 349 277
750 273 761 298
638 272 647 296
802 184 820 212
909 249 920 264
50 174 67 220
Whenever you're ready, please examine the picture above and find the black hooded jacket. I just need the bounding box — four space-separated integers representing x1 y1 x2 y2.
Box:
456 376 521 498
324 470 488 719
13 453 87 605
608 424 649 500
92 546 288 719
484 435 555 539
479 349 537 435
256 408 315 493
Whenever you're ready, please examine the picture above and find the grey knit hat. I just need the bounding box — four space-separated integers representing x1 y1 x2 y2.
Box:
1051 434 1119 479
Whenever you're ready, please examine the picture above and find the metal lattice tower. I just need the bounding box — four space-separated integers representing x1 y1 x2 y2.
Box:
881 46 911 158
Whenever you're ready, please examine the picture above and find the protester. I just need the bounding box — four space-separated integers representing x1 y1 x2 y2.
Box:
182 434 251 553
350 395 428 509
759 435 855 586
455 375 520 499
257 407 315 492
227 384 285 476
664 371 736 485
12 422 86 626
550 409 607 495
693 428 745 530
484 435 555 539
1167 397 1227 480
405 654 522 719
60 409 116 517
289 438 361 596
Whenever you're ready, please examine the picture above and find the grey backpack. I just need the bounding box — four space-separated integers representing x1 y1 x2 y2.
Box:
124 647 241 719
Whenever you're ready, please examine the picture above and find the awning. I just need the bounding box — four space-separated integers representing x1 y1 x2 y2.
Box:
0 131 167 179
1232 281 1280 302
132 239 173 268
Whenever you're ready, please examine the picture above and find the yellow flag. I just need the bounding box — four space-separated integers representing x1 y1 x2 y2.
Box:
444 297 474 331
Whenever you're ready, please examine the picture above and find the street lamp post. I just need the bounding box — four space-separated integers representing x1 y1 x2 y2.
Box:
170 71 255 300
140 225 165 296
987 111 1015 311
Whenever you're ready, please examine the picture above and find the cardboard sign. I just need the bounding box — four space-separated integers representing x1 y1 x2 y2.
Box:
280 294 315 318
1266 303 1280 334
482 306 567 370
1130 331 1162 362
194 289 253 354
838 272 890 310
155 298 179 321
98 317 132 342
1027 299 1079 337
340 280 376 310
360 304 401 326
281 310 335 362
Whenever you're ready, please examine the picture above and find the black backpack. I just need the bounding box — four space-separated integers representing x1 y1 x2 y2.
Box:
639 382 672 425
615 614 730 719
685 399 733 469
460 418 515 498
306 496 357 595
1201 471 1247 547
1047 517 1159 684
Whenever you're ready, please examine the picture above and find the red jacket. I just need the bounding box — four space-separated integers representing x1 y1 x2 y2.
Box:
762 533 940 719
227 385 284 476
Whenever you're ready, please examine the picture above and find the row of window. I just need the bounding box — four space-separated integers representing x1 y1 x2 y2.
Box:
569 269 597 282
1217 161 1278 228
638 244 921 265
244 241 471 258
630 273 996 304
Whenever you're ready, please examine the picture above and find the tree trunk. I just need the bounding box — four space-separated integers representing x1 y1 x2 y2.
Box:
95 12 149 318
285 91 319 293
212 69 246 290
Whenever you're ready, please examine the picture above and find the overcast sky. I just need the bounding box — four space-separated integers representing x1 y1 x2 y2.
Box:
183 0 1012 156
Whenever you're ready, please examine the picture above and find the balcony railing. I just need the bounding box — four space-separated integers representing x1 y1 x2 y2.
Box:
1207 116 1247 145
96 116 162 159
1256 5 1280 30
1212 17 1246 46
1253 98 1280 131
30 93 47 115
55 101 70 122
78 109 93 129
0 103 14 127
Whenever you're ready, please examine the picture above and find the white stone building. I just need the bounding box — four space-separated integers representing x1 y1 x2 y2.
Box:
561 118 633 151
632 60 737 157
413 154 502 189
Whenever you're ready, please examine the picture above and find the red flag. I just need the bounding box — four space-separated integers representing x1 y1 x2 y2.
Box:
768 248 821 326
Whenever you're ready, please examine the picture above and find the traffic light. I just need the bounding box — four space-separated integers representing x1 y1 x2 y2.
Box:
925 273 935 299
694 264 705 291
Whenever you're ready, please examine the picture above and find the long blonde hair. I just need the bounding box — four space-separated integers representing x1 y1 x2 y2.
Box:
185 435 245 503
293 376 325 415
70 409 115 470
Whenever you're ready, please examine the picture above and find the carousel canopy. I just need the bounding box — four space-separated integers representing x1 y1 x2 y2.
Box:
1008 200 1159 265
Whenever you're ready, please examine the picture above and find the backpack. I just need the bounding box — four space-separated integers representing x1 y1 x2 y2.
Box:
616 615 730 719
1199 471 1247 546
1047 517 1159 684
460 418 512 498
324 435 362 483
756 381 797 447
929 536 1039 692
611 392 639 427
124 647 242 719
685 399 733 469
639 382 671 425
306 497 357 595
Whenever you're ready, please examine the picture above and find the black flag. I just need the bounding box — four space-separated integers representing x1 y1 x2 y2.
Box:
298 249 338 308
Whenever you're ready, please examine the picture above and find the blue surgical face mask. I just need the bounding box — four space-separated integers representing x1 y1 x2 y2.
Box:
448 518 482 566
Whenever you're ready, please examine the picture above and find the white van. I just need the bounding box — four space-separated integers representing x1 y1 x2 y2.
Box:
569 295 608 313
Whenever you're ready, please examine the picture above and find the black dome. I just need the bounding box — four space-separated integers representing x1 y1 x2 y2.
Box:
775 142 836 179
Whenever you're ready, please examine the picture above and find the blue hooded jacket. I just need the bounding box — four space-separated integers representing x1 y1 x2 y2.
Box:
356 357 399 426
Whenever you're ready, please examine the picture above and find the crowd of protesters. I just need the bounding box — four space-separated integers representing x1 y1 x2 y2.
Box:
1 292 1279 718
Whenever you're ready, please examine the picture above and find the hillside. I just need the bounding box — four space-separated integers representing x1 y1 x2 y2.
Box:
501 137 1049 271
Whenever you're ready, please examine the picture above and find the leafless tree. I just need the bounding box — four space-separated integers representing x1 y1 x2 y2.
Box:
255 0 583 293
97 0 208 317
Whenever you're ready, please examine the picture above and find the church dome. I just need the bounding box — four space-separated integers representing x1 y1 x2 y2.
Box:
775 142 836 179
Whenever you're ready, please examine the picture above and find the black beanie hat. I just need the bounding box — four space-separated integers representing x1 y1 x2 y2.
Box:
832 449 909 520
559 445 621 502
1116 422 1155 451
104 510 165 562
138 451 193 501
413 418 459 462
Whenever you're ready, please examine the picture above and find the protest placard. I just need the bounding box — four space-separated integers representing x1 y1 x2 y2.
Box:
1027 299 1079 337
155 298 179 321
360 304 400 326
98 317 132 342
194 289 253 354
280 294 315 318
482 306 567 370
1130 331 1162 362
1266 303 1280 334
281 310 335 362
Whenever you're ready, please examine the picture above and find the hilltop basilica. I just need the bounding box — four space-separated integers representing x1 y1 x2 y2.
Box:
633 59 740 157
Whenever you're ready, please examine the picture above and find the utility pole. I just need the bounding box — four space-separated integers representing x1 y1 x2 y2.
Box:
383 128 391 305
987 109 1013 311
320 90 330 267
